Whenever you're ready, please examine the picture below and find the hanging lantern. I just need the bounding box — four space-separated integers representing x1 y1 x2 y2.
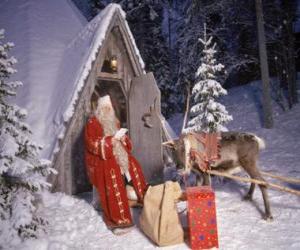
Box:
110 55 118 72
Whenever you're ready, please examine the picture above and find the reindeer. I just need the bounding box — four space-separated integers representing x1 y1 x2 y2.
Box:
163 132 273 220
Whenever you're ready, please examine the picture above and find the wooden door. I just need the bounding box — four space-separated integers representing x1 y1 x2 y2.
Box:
129 73 163 184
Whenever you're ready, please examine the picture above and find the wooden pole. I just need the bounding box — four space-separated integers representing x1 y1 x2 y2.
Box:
261 171 300 184
207 169 300 196
181 83 191 133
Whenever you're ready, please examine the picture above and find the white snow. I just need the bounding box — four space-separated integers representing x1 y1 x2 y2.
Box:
10 78 300 249
0 1 145 161
1 0 299 248
17 191 185 250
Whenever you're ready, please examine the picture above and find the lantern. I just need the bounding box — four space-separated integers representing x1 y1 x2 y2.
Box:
110 55 118 72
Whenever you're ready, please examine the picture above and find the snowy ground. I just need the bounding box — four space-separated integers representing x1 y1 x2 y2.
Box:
17 79 300 250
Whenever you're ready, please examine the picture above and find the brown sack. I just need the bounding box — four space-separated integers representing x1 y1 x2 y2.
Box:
139 181 184 246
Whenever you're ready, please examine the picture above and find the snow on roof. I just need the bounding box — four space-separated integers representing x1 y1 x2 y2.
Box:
63 3 145 122
0 0 145 160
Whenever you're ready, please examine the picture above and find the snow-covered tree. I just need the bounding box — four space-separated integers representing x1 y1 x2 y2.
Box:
0 29 53 246
176 0 256 92
186 27 232 133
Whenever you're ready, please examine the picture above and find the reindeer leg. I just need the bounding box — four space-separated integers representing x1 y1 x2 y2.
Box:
195 174 203 186
196 173 211 186
258 183 273 221
242 159 273 221
191 168 210 186
253 172 273 220
243 183 255 201
203 173 211 186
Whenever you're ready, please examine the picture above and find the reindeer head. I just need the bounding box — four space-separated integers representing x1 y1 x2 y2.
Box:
163 133 205 175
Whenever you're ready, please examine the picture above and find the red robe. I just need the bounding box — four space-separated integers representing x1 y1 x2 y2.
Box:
84 116 147 228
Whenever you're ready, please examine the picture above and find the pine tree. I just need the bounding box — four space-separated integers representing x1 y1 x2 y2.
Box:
176 0 257 92
186 27 232 133
0 29 53 246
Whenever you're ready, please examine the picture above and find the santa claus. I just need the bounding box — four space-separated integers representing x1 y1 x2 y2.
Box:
84 94 148 234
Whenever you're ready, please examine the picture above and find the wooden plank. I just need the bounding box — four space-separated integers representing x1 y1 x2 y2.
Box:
207 169 300 196
98 72 122 80
129 72 163 183
261 171 300 184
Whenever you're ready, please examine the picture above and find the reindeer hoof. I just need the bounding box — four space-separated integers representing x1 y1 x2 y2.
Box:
263 214 273 221
243 194 252 201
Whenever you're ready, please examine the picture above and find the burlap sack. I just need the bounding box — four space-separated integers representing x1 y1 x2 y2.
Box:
139 181 184 246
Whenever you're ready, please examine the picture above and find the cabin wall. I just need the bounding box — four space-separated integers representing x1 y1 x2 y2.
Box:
52 19 140 194
51 13 162 194
52 63 97 194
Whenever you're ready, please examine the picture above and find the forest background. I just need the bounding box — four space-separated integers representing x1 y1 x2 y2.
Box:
73 0 299 118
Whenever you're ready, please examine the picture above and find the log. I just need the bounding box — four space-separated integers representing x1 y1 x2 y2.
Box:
261 171 300 184
207 169 300 196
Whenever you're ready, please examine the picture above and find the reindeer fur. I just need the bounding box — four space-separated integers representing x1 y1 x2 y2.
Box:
165 132 273 220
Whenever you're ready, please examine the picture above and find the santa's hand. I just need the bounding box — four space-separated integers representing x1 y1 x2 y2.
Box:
120 135 127 144
114 128 128 140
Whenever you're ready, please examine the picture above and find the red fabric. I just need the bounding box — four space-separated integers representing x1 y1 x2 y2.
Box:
84 116 147 228
190 133 221 172
186 186 219 250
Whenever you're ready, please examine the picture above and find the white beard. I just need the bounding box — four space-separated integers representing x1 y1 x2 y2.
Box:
96 105 130 179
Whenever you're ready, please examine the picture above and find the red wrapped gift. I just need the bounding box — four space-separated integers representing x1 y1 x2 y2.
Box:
186 186 219 250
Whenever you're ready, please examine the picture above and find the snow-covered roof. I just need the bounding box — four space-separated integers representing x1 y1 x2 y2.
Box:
0 0 145 160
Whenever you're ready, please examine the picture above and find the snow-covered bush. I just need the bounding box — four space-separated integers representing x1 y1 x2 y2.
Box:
0 29 53 247
186 27 232 133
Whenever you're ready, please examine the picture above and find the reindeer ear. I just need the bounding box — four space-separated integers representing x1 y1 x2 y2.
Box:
162 140 175 148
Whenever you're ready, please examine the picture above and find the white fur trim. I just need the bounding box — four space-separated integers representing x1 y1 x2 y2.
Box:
100 137 107 160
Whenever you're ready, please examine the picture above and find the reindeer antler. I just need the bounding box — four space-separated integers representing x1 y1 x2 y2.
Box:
181 83 191 133
162 140 175 148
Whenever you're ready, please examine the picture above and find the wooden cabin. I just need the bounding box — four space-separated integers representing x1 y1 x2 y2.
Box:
52 5 165 194
0 2 164 195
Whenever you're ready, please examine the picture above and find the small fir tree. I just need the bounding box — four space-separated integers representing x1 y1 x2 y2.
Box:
0 29 53 246
186 27 232 133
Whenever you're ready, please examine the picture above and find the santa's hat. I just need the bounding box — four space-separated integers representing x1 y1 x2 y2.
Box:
97 95 112 107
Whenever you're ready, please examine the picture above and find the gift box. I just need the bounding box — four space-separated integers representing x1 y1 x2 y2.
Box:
186 186 219 250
